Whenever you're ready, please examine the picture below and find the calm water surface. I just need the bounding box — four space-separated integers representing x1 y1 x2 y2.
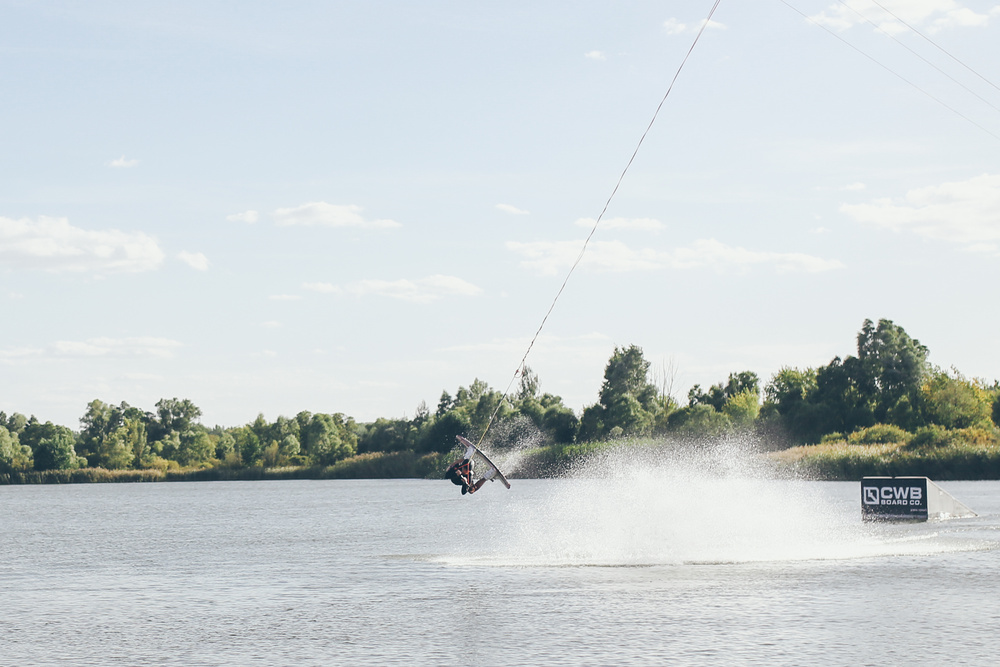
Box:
1 476 998 666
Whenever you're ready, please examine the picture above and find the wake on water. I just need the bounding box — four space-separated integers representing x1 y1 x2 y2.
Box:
440 434 990 568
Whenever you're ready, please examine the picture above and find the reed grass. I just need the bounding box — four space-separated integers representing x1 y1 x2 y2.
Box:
0 468 165 484
770 429 1000 480
5 427 1000 484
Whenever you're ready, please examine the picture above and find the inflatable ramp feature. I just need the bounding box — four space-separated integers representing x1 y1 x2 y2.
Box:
861 477 977 522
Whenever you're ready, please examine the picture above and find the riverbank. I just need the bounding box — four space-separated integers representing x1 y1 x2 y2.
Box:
769 440 1000 480
4 434 1000 483
0 451 452 485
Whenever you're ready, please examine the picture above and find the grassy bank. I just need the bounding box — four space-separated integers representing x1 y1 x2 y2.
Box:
770 436 1000 480
5 428 1000 484
0 451 454 485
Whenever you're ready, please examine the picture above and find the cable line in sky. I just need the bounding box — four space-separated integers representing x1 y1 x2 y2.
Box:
834 0 1000 116
476 0 724 445
866 0 1000 94
781 0 1000 143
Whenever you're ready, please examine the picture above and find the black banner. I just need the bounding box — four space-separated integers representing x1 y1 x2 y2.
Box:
861 477 928 521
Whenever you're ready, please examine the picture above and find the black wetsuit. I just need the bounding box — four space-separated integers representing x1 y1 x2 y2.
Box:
446 459 471 486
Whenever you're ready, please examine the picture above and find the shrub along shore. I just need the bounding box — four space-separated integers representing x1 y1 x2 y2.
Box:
4 426 999 484
3 318 1000 484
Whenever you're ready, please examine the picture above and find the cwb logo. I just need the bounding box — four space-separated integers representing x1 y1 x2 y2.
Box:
863 485 923 506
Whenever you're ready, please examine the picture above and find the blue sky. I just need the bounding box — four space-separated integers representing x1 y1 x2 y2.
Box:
2 0 999 428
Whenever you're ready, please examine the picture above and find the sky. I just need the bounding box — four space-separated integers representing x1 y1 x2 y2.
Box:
2 0 999 429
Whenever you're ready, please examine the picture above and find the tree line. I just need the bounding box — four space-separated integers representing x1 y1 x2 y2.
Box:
2 318 999 476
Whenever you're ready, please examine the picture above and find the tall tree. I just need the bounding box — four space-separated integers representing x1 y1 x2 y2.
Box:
303 413 356 465
856 318 929 420
580 345 661 440
0 425 32 472
21 421 83 471
152 398 203 441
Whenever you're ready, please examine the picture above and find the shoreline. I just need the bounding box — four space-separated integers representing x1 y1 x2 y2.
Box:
4 439 1000 484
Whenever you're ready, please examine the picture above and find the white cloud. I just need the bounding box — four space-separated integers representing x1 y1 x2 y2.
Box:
177 250 209 271
226 210 258 224
121 372 163 381
665 239 844 273
496 203 530 215
840 173 1000 248
584 50 606 60
842 182 866 191
261 321 282 328
664 18 688 34
809 1 994 34
302 281 340 293
574 216 664 231
0 216 164 273
664 17 726 34
108 155 139 168
507 239 665 275
52 337 182 358
304 274 482 303
933 6 993 29
507 238 843 275
443 331 610 355
0 346 44 364
273 202 400 229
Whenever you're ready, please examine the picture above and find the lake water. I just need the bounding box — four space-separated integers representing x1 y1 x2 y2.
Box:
2 464 999 666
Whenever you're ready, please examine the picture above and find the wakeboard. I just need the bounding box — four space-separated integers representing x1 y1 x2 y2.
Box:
456 435 511 489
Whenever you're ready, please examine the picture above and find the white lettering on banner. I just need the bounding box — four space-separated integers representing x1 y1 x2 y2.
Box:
863 486 924 506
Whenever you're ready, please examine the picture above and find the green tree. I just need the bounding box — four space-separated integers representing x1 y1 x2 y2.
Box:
600 346 657 409
810 355 875 436
0 425 32 472
688 383 726 411
123 417 149 468
921 368 994 430
79 399 147 468
690 371 760 411
764 366 821 442
215 431 237 462
436 391 454 417
765 367 817 415
78 399 116 465
22 422 85 471
581 345 661 440
98 425 134 470
359 417 416 453
763 319 931 443
3 412 28 435
516 367 540 401
152 398 202 442
468 388 510 441
303 413 356 465
577 403 605 442
230 426 262 465
856 318 929 421
279 433 301 461
151 431 182 463
667 404 732 438
420 410 471 453
723 389 761 427
176 426 214 466
542 403 579 443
